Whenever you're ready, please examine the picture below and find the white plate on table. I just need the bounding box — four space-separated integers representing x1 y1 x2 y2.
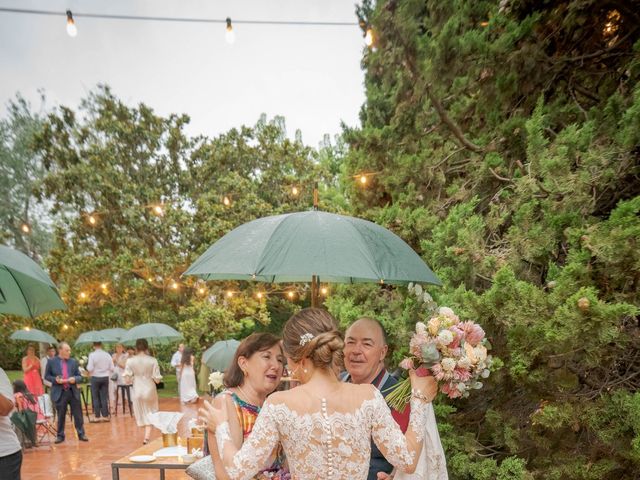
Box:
130 455 156 463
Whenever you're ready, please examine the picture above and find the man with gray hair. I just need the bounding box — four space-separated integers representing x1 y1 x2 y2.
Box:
343 317 437 480
44 342 88 443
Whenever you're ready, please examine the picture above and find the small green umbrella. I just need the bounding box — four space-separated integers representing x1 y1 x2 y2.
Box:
99 327 128 340
202 339 240 372
120 323 182 347
74 330 121 347
0 245 66 318
10 327 58 345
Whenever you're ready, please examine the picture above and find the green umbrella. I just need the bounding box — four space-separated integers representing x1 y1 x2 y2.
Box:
10 327 58 345
120 323 182 346
99 327 128 340
0 245 66 318
74 330 121 347
202 340 240 372
184 210 441 305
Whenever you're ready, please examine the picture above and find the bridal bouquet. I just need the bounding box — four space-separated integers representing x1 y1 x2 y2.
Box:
208 371 225 394
386 306 492 410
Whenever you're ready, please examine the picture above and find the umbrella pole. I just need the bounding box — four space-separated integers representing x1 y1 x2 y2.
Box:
311 275 319 308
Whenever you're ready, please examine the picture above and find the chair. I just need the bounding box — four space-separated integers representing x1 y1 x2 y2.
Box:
36 394 56 447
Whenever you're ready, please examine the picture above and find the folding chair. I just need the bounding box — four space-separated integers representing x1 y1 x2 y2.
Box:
36 394 56 447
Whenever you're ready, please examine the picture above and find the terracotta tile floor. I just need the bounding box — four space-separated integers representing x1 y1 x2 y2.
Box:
22 397 201 480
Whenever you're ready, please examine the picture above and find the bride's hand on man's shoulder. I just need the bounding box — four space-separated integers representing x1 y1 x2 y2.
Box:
408 368 438 402
199 398 227 433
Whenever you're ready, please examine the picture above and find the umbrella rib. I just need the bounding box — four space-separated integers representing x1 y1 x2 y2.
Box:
5 267 35 318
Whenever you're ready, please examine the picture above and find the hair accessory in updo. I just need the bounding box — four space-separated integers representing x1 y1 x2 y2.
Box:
299 333 314 346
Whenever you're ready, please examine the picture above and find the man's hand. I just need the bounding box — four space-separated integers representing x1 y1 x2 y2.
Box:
68 377 76 384
56 375 63 384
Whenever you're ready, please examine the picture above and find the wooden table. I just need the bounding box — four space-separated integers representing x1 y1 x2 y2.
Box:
111 437 190 479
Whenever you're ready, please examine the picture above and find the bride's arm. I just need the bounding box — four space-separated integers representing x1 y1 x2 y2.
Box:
201 398 280 480
370 374 436 474
207 394 244 480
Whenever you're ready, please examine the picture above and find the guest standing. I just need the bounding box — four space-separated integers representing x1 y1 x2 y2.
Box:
123 338 162 444
109 343 128 413
87 342 113 422
0 367 22 479
342 317 410 480
22 345 43 397
170 343 184 393
40 346 56 390
44 342 88 443
205 333 286 479
178 347 199 404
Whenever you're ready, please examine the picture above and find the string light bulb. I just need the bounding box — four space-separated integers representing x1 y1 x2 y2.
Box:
88 215 97 226
171 281 179 290
225 17 236 44
287 291 295 299
100 282 108 290
223 196 231 206
321 287 328 295
197 287 206 295
66 10 77 37
63 324 69 330
79 292 87 300
153 205 164 216
364 28 374 47
359 174 367 185
226 290 233 298
21 223 30 234
291 186 299 196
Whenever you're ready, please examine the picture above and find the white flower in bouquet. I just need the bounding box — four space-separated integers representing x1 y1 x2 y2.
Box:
78 355 88 366
437 329 454 346
208 371 224 390
441 358 456 372
415 322 427 335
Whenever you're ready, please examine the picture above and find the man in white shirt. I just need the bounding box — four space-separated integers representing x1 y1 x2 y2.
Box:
87 342 114 422
170 343 184 393
0 367 22 479
41 345 57 389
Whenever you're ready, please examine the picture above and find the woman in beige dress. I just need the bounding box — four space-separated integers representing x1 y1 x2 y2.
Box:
123 338 162 444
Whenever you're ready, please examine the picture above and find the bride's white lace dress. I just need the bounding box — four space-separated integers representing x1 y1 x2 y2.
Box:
215 385 430 480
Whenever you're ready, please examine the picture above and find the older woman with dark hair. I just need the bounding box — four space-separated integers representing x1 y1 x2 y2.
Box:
123 339 162 444
205 332 286 479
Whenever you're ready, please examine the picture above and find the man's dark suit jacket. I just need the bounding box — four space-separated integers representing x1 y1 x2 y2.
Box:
44 356 83 403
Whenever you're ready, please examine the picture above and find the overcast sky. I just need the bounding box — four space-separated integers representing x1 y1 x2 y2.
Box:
0 0 366 147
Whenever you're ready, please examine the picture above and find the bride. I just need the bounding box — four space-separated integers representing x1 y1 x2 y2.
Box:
200 308 438 480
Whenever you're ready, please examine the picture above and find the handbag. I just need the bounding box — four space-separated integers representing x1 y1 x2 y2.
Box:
186 455 216 480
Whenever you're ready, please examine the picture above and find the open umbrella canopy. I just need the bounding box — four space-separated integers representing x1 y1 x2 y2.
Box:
203 339 240 372
10 327 58 345
120 323 182 346
99 328 128 340
0 245 66 318
74 330 121 347
184 211 441 286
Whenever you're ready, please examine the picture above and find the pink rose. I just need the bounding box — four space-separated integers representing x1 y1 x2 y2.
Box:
441 382 462 398
431 363 446 381
461 321 485 346
399 358 414 370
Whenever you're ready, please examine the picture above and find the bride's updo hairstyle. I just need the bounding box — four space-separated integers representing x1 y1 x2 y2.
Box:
283 307 344 370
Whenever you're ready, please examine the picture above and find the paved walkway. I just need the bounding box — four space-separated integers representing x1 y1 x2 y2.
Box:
22 397 201 480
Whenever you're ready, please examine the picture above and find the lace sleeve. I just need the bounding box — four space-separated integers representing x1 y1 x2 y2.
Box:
216 401 280 480
369 389 429 474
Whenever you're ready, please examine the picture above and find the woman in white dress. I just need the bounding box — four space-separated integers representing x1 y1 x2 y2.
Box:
123 338 162 444
201 308 438 480
109 343 128 413
179 347 199 404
